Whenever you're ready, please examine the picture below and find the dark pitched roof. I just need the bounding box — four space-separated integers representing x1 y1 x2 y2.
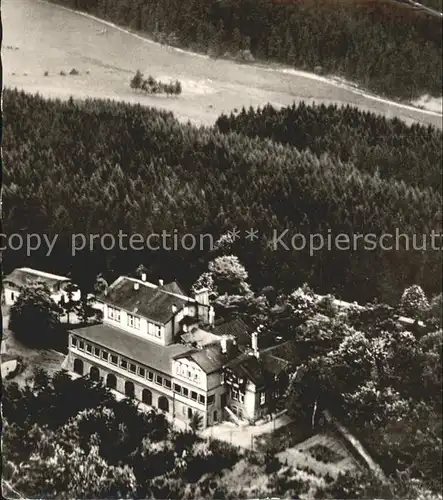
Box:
224 341 300 386
160 281 187 296
180 316 200 327
4 267 70 289
261 341 302 365
174 344 227 374
99 277 190 324
72 323 191 375
212 318 252 346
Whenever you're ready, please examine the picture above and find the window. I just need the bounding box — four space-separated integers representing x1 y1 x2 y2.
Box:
71 337 77 347
198 394 205 405
191 391 197 401
108 306 121 321
182 387 189 397
207 394 215 405
156 375 163 385
138 367 145 377
120 359 128 369
174 384 182 394
11 292 15 301
86 344 93 354
102 351 109 361
79 341 85 350
164 379 171 389
94 347 100 357
260 392 266 405
129 363 136 373
147 322 161 338
127 314 140 330
147 371 154 381
175 363 181 375
231 388 245 403
110 354 118 365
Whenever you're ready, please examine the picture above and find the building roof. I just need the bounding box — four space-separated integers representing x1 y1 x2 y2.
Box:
212 318 252 346
224 341 300 386
72 323 191 375
181 326 221 348
3 267 70 288
99 277 191 324
175 344 227 374
174 335 243 374
160 281 187 296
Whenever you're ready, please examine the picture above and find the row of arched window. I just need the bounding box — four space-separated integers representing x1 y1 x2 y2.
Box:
73 358 170 412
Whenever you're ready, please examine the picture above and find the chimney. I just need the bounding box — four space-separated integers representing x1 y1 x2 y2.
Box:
159 279 164 287
220 336 227 354
134 282 139 291
171 304 177 314
251 328 260 358
209 305 215 326
141 273 147 282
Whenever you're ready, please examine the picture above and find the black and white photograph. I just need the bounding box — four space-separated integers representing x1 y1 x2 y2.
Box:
0 0 442 498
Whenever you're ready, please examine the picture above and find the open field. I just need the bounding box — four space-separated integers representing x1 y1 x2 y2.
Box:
2 0 441 128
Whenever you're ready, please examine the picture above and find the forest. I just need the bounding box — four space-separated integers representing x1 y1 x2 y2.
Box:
2 89 441 305
47 0 442 99
216 103 443 192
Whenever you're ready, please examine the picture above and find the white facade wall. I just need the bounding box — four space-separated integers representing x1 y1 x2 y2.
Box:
3 282 80 306
172 358 207 391
102 303 167 345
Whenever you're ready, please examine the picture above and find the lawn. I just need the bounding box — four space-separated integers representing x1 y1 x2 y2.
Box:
254 421 314 454
2 332 66 387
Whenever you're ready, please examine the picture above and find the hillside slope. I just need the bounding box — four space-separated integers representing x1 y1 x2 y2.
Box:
46 0 442 100
1 0 441 128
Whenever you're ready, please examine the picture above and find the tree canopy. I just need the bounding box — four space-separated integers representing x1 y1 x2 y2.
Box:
8 284 62 348
3 89 440 305
47 0 442 99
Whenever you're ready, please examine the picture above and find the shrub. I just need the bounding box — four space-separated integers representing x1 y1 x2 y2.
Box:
308 443 343 464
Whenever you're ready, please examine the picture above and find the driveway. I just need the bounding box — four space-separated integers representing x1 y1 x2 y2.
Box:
201 413 293 449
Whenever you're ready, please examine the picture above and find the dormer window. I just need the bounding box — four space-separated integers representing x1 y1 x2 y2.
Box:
147 322 162 339
108 306 121 321
127 313 140 330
